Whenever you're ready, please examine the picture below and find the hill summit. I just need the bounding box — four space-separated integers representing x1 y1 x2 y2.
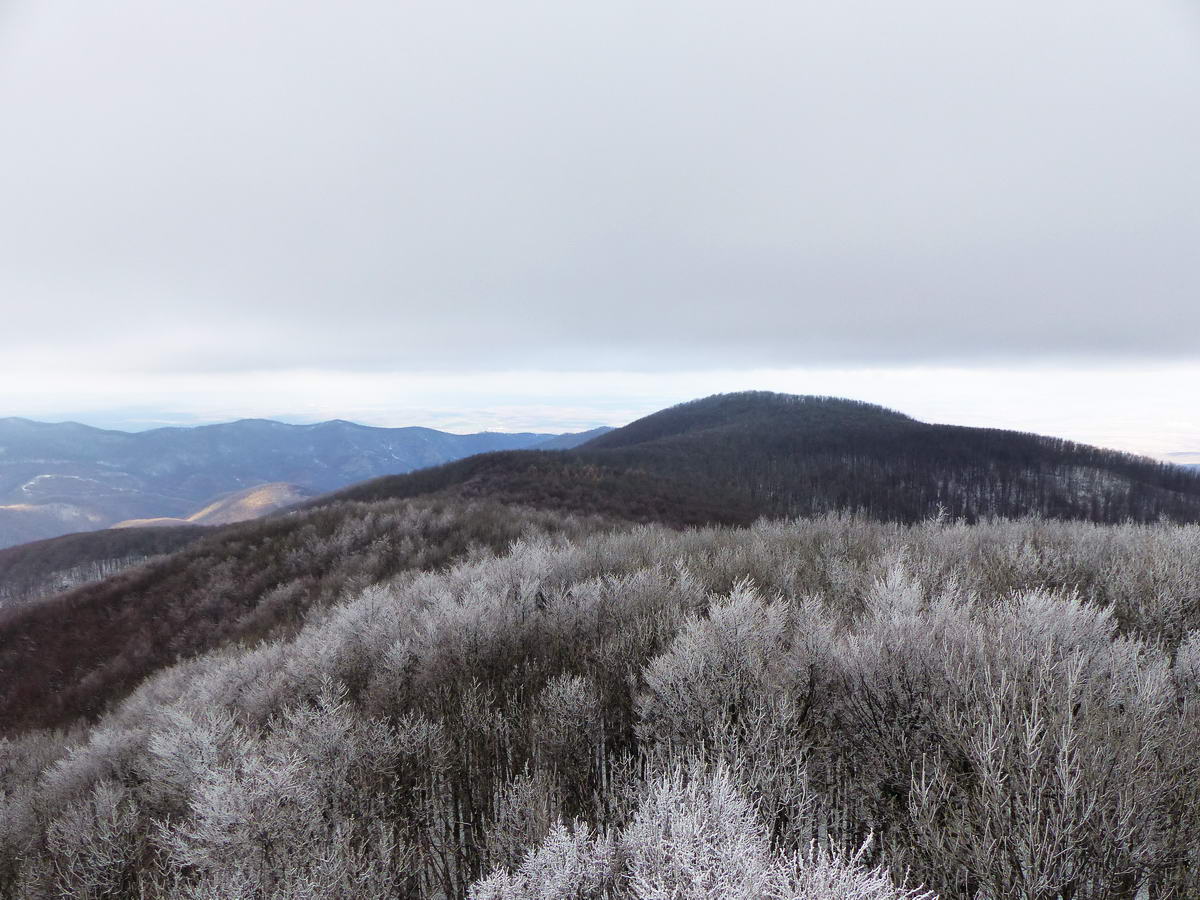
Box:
582 392 912 450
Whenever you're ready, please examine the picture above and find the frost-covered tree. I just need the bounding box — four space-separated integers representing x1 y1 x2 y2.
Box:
471 766 931 900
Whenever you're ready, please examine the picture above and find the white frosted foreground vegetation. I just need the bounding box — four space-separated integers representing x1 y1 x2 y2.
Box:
2 515 1199 898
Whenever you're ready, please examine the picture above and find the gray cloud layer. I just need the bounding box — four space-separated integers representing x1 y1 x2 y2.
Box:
2 0 1198 373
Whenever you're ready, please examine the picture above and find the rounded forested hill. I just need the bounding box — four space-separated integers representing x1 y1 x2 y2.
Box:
317 391 1200 525
578 392 1200 523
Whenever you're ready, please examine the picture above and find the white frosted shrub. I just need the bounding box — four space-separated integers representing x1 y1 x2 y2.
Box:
0 731 77 869
999 588 1117 660
470 766 931 900
35 727 143 809
780 840 935 900
144 704 242 810
155 680 415 897
168 640 293 727
860 558 933 625
636 579 787 749
622 765 779 900
472 821 617 900
898 591 1174 898
1159 630 1200 891
42 777 146 899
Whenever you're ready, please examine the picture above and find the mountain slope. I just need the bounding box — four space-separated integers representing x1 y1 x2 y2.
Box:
0 524 206 611
312 450 756 528
115 482 316 528
0 498 618 732
185 482 316 525
0 417 595 548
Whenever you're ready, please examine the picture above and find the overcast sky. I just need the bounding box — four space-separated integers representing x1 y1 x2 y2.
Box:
1 1 1198 455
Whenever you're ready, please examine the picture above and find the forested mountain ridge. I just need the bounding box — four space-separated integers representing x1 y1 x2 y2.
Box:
0 417 599 549
317 392 1200 525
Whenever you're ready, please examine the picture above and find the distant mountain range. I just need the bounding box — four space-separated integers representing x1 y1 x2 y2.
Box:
1166 452 1200 470
0 417 611 548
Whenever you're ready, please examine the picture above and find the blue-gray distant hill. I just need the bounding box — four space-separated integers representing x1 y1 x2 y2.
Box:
533 426 614 449
0 417 601 548
1166 452 1200 471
